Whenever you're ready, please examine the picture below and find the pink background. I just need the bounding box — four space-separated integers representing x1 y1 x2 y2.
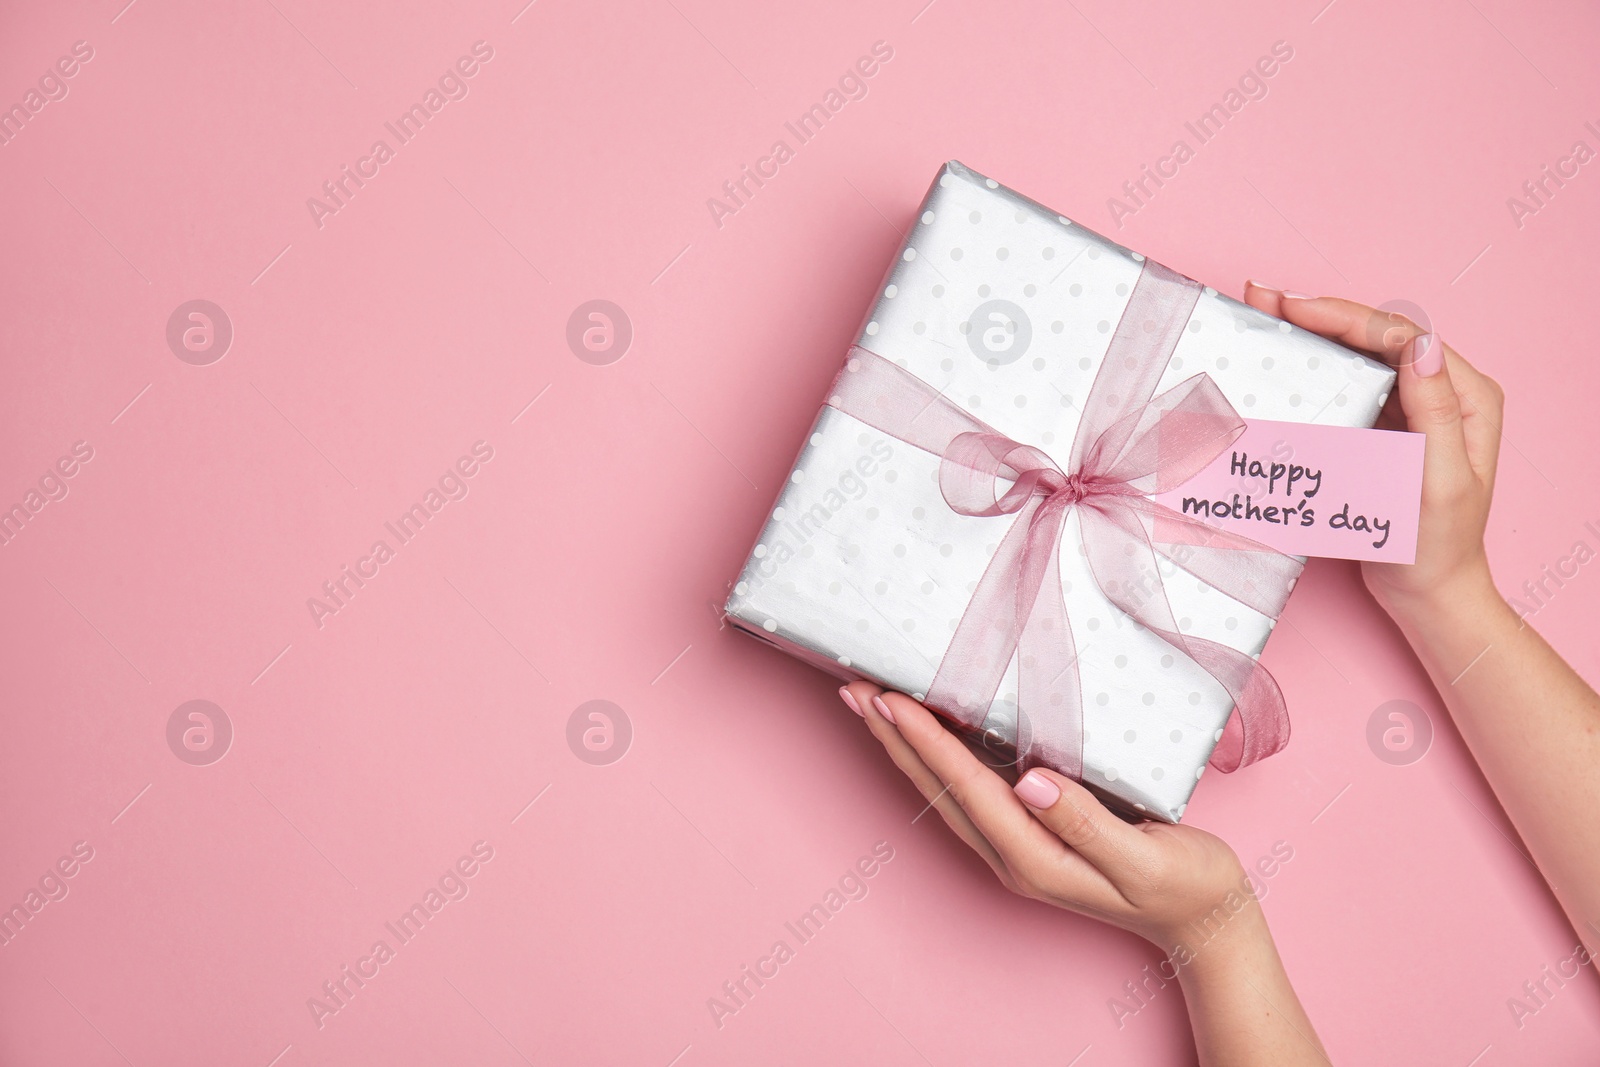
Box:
2 0 1598 1064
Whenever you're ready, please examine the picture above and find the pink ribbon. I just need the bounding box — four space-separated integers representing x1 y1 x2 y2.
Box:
826 260 1299 778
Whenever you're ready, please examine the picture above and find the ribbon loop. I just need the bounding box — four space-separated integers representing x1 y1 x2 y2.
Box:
825 260 1299 785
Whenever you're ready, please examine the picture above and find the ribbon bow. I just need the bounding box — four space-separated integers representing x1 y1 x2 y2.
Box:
827 260 1300 779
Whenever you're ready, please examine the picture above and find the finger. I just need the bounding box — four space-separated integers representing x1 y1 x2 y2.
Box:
1395 332 1472 484
841 683 1015 886
1242 280 1285 319
872 690 1127 914
1273 293 1422 362
1451 371 1506 487
1012 767 1159 896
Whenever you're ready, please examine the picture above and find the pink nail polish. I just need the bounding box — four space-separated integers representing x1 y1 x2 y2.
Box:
839 687 864 717
1413 332 1444 377
870 695 897 724
1014 770 1061 809
1281 290 1314 300
1245 279 1279 293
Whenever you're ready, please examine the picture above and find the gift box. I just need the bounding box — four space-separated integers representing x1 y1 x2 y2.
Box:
725 161 1395 821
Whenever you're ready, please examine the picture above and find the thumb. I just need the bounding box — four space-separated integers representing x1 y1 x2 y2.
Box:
1014 768 1150 883
1399 333 1469 472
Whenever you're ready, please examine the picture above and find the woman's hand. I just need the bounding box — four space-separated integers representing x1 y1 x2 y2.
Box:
840 681 1329 1065
838 682 1256 952
1241 284 1504 624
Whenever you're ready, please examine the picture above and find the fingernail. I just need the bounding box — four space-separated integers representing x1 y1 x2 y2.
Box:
870 695 897 724
1014 770 1061 809
1281 290 1314 300
839 687 864 717
1413 332 1444 377
1245 279 1279 293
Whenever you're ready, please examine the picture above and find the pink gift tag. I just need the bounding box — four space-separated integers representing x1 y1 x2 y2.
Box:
1151 419 1426 564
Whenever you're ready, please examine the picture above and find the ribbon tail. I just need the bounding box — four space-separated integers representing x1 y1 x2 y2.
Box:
1079 500 1291 773
925 496 1051 733
1016 507 1083 779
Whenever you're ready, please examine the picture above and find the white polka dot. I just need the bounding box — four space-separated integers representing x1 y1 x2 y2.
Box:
1124 729 1138 743
1088 246 1101 259
939 544 953 557
1069 283 1083 297
1097 320 1111 333
734 582 748 595
1132 252 1145 262
774 506 787 520
1104 767 1119 781
1214 729 1225 742
920 211 934 225
1188 692 1201 705
837 655 851 666
791 470 805 483
1024 283 1037 296
1171 356 1184 370
763 619 777 632
1216 356 1229 369
1134 802 1147 811
997 248 1009 260
1204 286 1216 297
1224 617 1238 630
753 544 768 558
913 692 926 701
1160 654 1174 668
1335 394 1349 407
1278 320 1291 333
1170 729 1183 742
931 284 944 297
968 395 982 408
985 178 998 188
1042 247 1055 260
1307 356 1320 369
1142 692 1155 705
950 248 963 260
1151 767 1166 781
1114 654 1128 668
1289 394 1302 406
1243 394 1256 407
828 581 841 594
874 580 888 595
885 284 898 299
1187 320 1202 333
1096 692 1109 706
902 619 915 631
1057 215 1071 225
903 248 917 261
977 284 990 297
1377 391 1390 406
920 580 934 594
893 544 906 557
1234 319 1248 333
1115 283 1129 296
940 174 955 187
1179 616 1191 630
912 507 926 520
809 433 822 446
1195 765 1206 780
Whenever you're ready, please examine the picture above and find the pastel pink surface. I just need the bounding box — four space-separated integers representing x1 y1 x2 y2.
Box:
1152 419 1426 563
1 3 1598 1067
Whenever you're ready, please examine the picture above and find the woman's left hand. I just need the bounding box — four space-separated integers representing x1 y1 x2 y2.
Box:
838 681 1259 952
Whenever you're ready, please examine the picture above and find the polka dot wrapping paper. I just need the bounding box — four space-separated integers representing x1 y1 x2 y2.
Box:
725 161 1395 822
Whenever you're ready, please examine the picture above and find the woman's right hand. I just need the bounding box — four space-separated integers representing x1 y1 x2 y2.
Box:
1241 284 1505 625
